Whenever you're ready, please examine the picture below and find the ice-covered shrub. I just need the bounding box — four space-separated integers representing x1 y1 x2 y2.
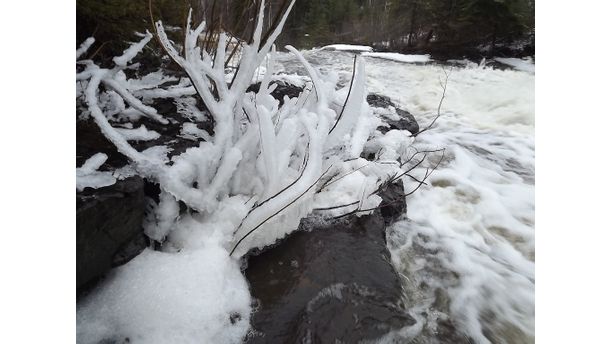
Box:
76 1 441 342
76 0 403 256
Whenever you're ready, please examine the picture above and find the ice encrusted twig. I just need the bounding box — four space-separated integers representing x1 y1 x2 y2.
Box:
76 153 116 191
76 37 95 60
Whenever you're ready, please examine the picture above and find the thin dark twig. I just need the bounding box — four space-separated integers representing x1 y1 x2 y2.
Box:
87 41 109 60
332 149 446 219
230 164 334 256
233 141 311 236
414 67 451 137
329 55 357 134
315 148 445 217
318 163 370 191
314 200 360 211
400 148 445 168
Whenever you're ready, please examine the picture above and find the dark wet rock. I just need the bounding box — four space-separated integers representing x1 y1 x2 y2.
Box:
247 81 304 106
366 93 395 109
76 117 129 168
76 176 146 291
244 181 413 344
77 91 213 170
112 232 149 268
367 94 420 135
378 181 408 225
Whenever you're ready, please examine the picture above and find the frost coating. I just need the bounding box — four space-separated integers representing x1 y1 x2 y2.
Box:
76 153 116 191
116 125 160 141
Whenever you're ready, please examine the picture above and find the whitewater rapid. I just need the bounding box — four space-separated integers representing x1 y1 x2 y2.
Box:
277 50 535 343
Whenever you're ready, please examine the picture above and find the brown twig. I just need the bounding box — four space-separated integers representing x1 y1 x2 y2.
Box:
414 67 451 137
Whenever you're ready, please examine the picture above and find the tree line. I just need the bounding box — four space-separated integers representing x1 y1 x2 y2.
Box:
77 0 534 59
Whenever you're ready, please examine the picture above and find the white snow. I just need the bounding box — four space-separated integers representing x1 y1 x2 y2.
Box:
321 44 373 52
180 122 212 141
76 37 95 60
76 153 116 191
363 52 431 63
116 125 160 141
494 57 535 74
76 246 251 344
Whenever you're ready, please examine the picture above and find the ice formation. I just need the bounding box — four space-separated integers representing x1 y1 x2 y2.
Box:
76 153 116 191
76 1 432 342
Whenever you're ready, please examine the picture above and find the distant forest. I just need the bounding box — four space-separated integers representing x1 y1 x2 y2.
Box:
77 0 534 58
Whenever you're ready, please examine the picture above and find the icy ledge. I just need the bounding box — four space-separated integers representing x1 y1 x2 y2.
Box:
363 52 431 63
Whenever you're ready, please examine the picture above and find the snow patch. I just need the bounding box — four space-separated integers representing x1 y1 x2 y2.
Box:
494 57 535 74
363 52 431 63
321 44 373 52
76 153 116 191
116 125 161 141
77 245 251 344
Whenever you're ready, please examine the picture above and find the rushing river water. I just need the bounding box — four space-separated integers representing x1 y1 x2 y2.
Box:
275 49 535 344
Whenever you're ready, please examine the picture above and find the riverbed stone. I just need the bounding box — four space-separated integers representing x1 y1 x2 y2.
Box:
367 93 420 135
76 176 146 291
244 182 413 343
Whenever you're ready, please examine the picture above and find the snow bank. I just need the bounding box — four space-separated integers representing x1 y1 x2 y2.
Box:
77 244 251 344
363 52 430 63
321 44 373 52
494 57 535 74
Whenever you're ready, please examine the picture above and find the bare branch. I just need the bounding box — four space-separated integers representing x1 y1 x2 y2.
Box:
414 67 451 137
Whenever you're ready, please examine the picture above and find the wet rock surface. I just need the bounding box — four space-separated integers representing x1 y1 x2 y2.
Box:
244 182 413 344
247 81 305 106
76 97 212 169
76 176 147 292
367 93 420 136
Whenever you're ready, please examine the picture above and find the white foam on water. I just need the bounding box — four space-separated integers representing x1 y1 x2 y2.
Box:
386 117 535 343
375 64 534 343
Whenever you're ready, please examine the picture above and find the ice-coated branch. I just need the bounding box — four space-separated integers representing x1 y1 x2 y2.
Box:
76 153 116 191
102 77 167 124
326 56 366 148
113 32 153 67
285 46 324 104
84 71 156 167
76 37 95 60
